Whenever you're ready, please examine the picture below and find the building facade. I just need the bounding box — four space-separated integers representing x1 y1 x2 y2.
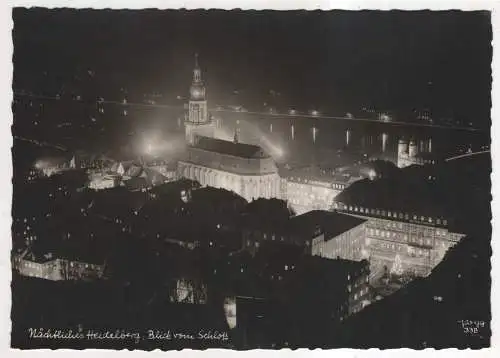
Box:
331 201 465 282
178 137 282 202
88 173 121 190
13 252 105 281
397 138 436 168
241 210 368 257
282 165 364 215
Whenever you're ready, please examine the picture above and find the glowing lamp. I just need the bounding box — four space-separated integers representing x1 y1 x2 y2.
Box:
274 147 284 158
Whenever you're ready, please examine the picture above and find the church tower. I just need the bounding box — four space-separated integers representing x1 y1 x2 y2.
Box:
185 53 214 145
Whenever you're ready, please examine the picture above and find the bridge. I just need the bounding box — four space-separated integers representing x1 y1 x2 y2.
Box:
13 92 483 133
445 150 490 162
14 135 67 152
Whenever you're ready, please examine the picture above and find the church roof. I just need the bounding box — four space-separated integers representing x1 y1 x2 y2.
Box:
193 136 270 159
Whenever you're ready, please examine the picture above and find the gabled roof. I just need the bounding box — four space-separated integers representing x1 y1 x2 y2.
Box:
193 136 270 159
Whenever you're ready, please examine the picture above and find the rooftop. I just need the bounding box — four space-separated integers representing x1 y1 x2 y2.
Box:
289 210 367 240
334 177 446 219
282 165 363 185
193 136 270 159
241 209 367 243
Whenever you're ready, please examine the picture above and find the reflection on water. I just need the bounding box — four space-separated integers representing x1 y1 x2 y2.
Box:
382 133 388 153
17 99 488 168
209 112 488 166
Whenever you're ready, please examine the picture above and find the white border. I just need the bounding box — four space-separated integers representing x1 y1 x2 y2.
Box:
1 1 498 358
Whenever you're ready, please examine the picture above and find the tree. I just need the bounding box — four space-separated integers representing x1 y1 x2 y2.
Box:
391 254 404 276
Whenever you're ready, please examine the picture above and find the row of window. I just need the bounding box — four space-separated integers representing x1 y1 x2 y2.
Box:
20 261 44 270
368 227 444 244
335 203 448 226
287 181 345 191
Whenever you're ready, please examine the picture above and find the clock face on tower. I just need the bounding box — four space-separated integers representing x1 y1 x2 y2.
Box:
190 86 204 100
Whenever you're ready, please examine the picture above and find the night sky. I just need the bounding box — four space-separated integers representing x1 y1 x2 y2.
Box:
12 9 492 127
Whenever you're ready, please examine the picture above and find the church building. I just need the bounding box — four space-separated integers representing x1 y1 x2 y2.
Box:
178 54 282 202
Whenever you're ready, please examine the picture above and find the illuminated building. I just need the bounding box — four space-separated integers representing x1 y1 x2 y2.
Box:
397 138 436 168
331 201 465 282
35 156 70 177
108 160 168 190
69 152 111 171
179 137 281 202
284 166 362 214
179 55 281 202
88 173 120 190
242 210 368 258
12 249 105 281
184 53 215 145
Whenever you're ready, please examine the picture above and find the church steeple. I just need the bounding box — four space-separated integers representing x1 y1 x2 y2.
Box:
185 52 214 145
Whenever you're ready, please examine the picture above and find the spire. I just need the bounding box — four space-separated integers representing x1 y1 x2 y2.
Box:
193 53 202 83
